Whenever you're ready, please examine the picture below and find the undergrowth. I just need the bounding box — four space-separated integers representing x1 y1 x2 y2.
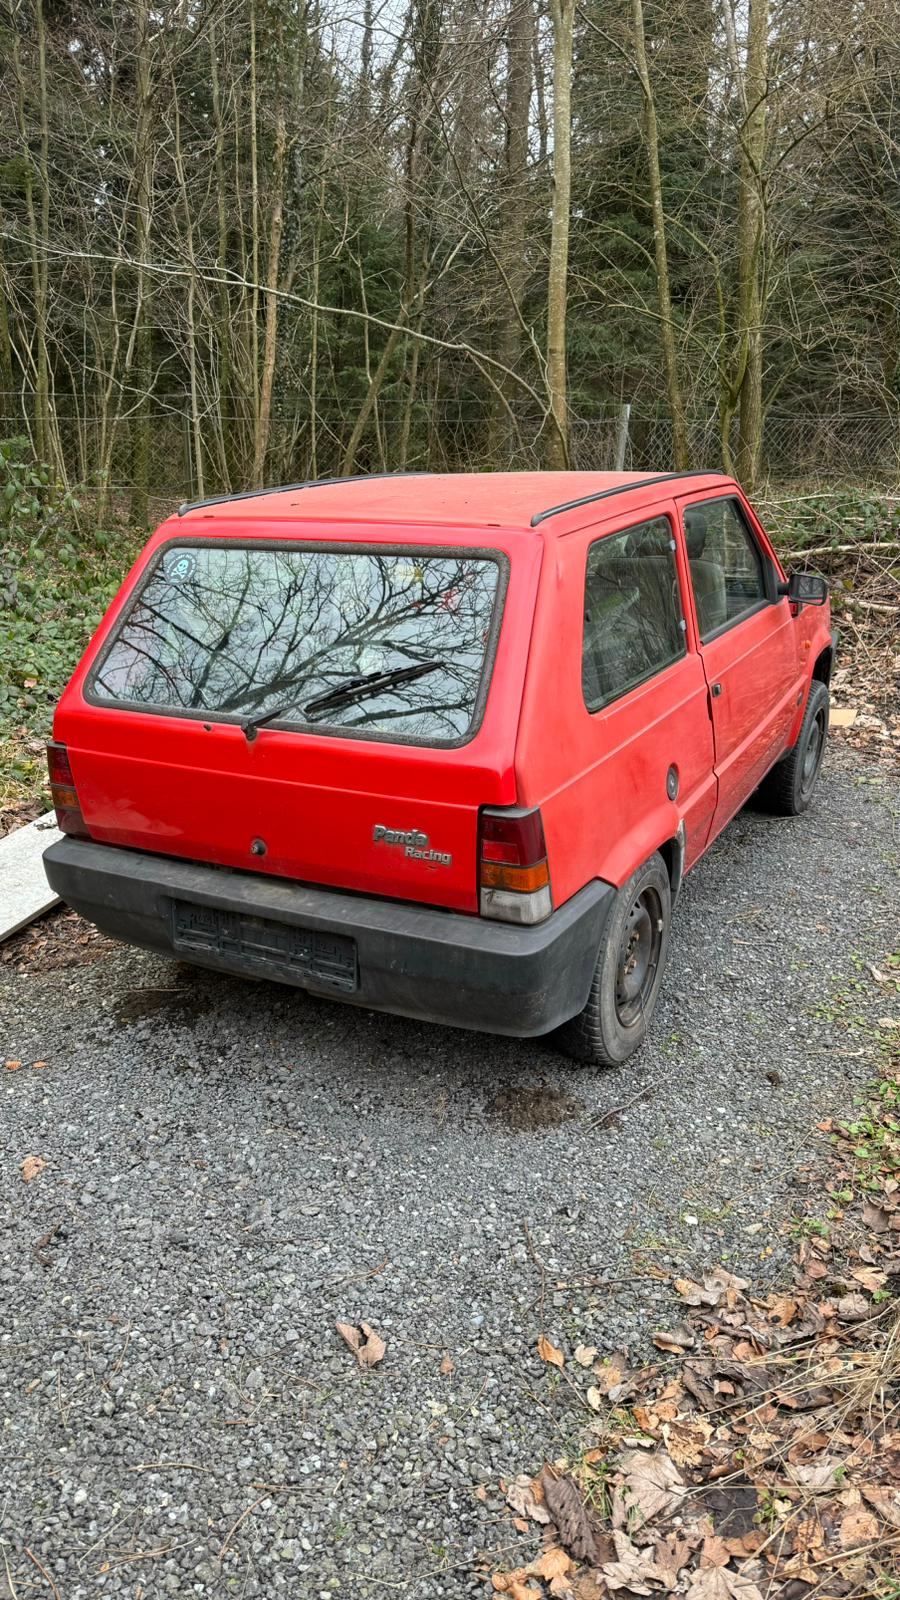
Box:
0 438 141 812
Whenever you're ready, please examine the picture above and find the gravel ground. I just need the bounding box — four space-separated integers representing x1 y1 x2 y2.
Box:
1 742 898 1599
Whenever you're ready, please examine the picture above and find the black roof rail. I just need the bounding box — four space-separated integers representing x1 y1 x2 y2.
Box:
177 470 429 517
530 470 728 527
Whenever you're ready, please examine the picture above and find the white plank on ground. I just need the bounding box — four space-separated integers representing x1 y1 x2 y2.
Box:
0 810 63 942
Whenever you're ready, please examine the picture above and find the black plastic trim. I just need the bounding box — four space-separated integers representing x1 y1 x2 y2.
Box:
43 838 614 1039
530 471 727 527
177 471 429 517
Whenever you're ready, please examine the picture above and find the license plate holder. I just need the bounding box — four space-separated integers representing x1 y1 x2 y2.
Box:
171 900 358 992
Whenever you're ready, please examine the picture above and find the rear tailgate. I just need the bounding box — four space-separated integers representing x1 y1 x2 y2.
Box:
54 519 541 913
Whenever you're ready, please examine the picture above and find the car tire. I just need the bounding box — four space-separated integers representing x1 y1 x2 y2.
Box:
757 679 829 816
555 851 672 1067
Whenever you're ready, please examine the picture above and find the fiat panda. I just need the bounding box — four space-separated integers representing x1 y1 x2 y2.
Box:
43 471 833 1065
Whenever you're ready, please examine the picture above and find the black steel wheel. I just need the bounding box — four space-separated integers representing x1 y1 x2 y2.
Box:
757 679 830 816
555 851 672 1067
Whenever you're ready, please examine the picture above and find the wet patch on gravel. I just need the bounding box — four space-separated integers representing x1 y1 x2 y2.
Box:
1 743 897 1598
484 1082 584 1131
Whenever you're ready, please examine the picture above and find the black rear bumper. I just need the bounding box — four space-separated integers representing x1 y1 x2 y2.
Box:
43 837 613 1038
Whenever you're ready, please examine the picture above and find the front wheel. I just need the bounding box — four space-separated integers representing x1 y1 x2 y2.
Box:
555 852 672 1067
757 679 829 816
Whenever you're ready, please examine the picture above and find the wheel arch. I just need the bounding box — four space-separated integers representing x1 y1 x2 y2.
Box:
602 806 685 899
812 643 834 685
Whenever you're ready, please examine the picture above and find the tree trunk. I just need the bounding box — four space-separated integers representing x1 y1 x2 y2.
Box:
0 209 15 405
209 22 233 491
489 0 533 463
171 73 204 501
252 68 286 487
130 0 153 524
736 0 768 487
631 0 689 470
546 0 574 469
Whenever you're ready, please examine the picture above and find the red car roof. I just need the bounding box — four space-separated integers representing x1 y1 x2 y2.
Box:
176 470 730 533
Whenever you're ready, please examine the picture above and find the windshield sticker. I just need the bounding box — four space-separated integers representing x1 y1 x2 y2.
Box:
165 551 197 583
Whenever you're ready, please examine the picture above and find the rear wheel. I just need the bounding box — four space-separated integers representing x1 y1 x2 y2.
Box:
556 852 671 1067
757 679 829 816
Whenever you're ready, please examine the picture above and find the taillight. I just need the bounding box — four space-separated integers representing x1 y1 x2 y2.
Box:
479 806 552 925
46 742 91 839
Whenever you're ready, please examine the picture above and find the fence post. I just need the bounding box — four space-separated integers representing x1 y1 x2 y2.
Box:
614 403 631 471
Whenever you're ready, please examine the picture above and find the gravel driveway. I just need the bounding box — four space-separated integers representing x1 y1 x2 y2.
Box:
1 743 898 1599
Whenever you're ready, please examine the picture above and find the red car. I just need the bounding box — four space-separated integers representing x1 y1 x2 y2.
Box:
43 471 833 1066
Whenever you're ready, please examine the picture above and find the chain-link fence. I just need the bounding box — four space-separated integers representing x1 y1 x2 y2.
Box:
2 395 898 508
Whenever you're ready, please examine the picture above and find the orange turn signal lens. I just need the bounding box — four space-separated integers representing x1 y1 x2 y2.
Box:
479 859 550 894
50 782 79 811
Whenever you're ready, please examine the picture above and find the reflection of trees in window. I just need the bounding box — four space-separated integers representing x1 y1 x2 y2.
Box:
93 547 501 740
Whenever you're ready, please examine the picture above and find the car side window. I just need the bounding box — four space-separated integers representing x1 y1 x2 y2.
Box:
683 497 767 640
582 516 686 713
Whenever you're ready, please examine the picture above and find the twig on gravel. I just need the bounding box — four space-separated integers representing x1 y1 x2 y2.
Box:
126 1462 208 1474
521 1222 546 1327
24 1547 60 1600
218 1487 288 1562
327 1256 389 1288
587 1084 654 1130
552 1272 651 1290
32 1220 63 1268
111 1323 131 1377
95 1544 176 1569
0 1545 19 1600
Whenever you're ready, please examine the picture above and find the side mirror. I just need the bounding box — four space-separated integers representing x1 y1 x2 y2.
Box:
778 571 828 607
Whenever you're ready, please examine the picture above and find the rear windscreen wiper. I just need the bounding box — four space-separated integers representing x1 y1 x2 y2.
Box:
240 661 442 742
304 660 441 718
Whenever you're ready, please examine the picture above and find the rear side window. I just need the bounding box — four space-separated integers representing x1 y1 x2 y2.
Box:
583 516 686 712
683 497 767 639
90 542 506 746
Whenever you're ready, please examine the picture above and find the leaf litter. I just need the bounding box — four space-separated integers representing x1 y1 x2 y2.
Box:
491 1052 900 1598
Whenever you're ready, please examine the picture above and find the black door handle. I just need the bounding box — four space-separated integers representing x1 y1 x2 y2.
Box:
711 682 723 697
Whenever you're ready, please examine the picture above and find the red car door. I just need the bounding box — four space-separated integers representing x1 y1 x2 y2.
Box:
676 490 801 841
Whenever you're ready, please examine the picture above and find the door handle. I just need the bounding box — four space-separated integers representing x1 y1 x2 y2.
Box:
711 682 723 697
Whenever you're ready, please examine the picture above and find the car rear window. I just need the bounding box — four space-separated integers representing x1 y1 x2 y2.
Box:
89 541 507 745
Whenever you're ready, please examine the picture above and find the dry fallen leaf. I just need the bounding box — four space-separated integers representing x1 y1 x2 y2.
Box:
685 1567 763 1600
590 1351 630 1396
851 1264 887 1294
334 1319 386 1368
542 1471 603 1564
506 1472 551 1525
440 1352 454 1376
836 1292 871 1321
538 1334 565 1369
768 1295 798 1327
492 1569 542 1598
699 1535 731 1569
839 1508 879 1548
652 1325 695 1353
862 1200 890 1232
574 1344 598 1367
529 1547 573 1581
861 1484 900 1528
612 1448 686 1530
787 1458 843 1495
602 1529 673 1594
21 1155 46 1183
662 1414 712 1467
31 1060 47 1070
4 1060 22 1071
